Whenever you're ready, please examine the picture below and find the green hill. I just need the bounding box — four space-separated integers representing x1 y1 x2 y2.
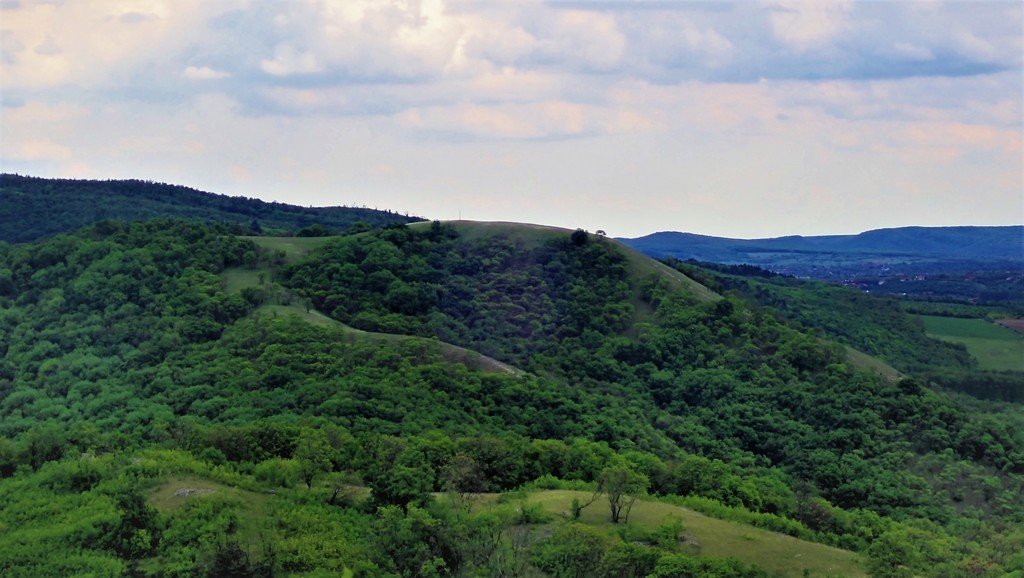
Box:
0 173 423 243
1 218 1022 576
666 258 1024 401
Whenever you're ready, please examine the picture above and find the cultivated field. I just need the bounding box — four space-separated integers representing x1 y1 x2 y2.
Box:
918 315 1024 372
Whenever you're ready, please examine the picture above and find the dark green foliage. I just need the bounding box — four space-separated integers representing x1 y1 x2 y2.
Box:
931 371 1024 403
0 220 256 440
664 258 975 375
598 543 661 578
287 224 635 372
0 173 421 242
531 523 609 578
106 489 161 560
374 505 456 577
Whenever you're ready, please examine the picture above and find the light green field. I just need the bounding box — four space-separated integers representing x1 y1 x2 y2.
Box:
844 345 903 382
918 315 1024 372
479 490 865 577
221 267 264 294
412 220 569 248
241 235 340 264
149 475 269 515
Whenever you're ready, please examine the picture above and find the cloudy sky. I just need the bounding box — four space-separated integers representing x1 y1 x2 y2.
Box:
1 0 1021 238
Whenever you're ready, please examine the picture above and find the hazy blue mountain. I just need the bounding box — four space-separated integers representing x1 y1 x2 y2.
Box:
620 226 1024 282
622 226 1023 261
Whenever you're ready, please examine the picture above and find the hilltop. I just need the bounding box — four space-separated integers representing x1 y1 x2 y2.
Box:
0 173 422 242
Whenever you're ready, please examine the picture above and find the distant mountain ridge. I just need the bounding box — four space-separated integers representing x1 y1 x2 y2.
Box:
0 173 423 242
620 226 1024 283
622 226 1023 261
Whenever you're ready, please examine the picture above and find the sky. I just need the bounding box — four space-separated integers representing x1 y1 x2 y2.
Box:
1 0 1021 238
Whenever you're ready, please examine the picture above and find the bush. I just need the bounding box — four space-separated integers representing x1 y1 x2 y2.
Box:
254 458 301 489
532 523 609 577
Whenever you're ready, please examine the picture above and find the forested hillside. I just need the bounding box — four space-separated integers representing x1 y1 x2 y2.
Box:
667 259 1024 403
0 174 422 243
1 220 1022 576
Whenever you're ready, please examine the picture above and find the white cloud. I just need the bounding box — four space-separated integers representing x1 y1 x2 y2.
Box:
183 65 231 80
260 44 322 76
0 0 1020 237
14 138 72 161
767 0 852 51
394 100 654 139
2 101 88 123
0 0 217 90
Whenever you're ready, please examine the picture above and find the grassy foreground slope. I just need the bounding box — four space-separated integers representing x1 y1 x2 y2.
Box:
1 449 868 577
518 490 865 577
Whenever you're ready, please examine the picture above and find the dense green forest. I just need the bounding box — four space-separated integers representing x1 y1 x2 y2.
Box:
666 259 1024 403
662 259 976 376
0 174 422 243
1 220 1023 576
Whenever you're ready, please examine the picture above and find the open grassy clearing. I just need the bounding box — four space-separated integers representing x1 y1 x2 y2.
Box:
242 235 340 264
412 220 570 249
149 475 270 514
145 478 864 578
509 490 865 578
145 476 275 574
843 346 903 382
918 315 1024 372
221 266 265 294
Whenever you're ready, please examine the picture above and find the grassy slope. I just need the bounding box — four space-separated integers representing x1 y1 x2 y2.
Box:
918 315 1024 372
223 236 523 376
464 222 913 379
842 346 903 382
226 228 867 576
149 476 272 546
146 475 865 578
418 220 721 301
432 222 721 344
238 235 338 263
517 490 865 578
